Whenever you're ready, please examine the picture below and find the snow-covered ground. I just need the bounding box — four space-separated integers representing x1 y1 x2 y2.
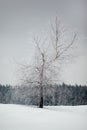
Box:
0 104 87 130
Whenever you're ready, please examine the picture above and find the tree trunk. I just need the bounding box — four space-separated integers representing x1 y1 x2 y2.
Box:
39 96 43 108
39 86 43 108
39 53 44 108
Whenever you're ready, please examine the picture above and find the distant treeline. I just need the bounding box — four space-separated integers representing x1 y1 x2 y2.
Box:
0 83 87 106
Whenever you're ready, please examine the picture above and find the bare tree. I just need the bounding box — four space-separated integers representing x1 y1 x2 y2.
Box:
20 17 77 108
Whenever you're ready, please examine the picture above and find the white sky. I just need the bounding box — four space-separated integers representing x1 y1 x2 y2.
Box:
0 0 87 85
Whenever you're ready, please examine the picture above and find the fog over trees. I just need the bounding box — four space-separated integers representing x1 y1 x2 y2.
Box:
0 83 87 106
1 18 86 108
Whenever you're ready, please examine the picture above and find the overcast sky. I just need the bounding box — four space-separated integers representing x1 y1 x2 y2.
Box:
0 0 87 85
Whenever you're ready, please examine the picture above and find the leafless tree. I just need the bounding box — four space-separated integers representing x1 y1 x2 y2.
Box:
20 17 77 108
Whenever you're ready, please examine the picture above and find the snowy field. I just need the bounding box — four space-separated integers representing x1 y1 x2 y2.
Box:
0 104 87 130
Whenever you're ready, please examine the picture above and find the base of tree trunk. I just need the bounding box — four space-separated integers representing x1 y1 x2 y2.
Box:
39 97 43 108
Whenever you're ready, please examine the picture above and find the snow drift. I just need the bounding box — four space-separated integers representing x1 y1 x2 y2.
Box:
0 104 87 130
